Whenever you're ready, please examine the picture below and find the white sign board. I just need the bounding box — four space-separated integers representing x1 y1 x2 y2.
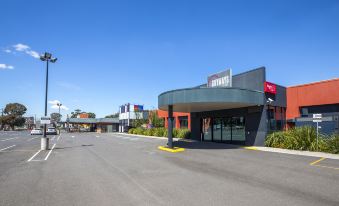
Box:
41 116 51 124
207 69 232 87
313 119 322 123
313 114 322 119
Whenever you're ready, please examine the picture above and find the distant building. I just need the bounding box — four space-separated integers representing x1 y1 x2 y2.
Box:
77 113 89 118
119 103 148 132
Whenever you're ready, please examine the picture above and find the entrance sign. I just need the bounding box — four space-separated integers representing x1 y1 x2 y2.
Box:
313 119 322 123
41 116 51 124
264 81 277 94
312 113 322 151
207 69 232 88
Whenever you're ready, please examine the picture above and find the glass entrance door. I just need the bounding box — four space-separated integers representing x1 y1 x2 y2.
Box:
213 118 222 141
222 118 232 142
202 118 212 141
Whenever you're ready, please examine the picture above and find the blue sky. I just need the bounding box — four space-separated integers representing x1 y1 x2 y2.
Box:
1 0 339 119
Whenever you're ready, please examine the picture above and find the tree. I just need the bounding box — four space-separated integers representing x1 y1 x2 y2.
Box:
71 109 82 118
105 113 119 118
149 110 164 128
51 113 62 123
2 103 27 130
87 112 96 118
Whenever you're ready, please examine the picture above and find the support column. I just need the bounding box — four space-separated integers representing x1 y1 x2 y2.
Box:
167 105 173 148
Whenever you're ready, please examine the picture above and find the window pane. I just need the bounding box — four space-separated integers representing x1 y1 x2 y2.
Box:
202 118 212 141
213 118 222 141
232 117 245 141
222 118 232 141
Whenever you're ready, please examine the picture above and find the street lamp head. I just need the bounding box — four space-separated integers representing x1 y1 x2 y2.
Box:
40 55 47 61
44 52 52 59
50 58 57 63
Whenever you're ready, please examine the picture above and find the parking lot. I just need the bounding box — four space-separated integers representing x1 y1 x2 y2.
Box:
0 131 338 206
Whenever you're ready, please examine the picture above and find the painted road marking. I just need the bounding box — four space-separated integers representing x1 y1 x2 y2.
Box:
310 157 326 165
27 136 39 141
27 150 41 162
1 137 18 141
57 135 61 141
96 135 100 138
0 145 16 151
310 157 339 170
51 136 56 140
44 143 56 160
71 136 75 138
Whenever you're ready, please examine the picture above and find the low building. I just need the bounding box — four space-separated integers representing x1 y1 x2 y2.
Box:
157 110 191 129
67 118 119 133
159 67 286 146
286 78 339 134
119 103 148 132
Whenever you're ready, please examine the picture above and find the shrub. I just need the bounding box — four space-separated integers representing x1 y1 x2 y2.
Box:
128 128 135 134
134 127 145 135
265 126 339 154
153 127 166 137
176 128 191 139
144 128 155 136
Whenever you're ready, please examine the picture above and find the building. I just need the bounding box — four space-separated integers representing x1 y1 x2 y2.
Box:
157 110 191 129
119 103 148 132
286 78 339 134
67 118 119 133
159 67 287 146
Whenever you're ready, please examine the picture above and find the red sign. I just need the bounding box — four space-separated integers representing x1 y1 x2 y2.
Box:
264 81 277 94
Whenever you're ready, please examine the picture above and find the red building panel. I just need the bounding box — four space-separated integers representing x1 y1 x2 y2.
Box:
157 110 191 130
286 78 339 120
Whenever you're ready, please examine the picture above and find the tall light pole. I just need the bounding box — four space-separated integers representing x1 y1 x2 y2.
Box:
40 52 57 150
57 102 62 135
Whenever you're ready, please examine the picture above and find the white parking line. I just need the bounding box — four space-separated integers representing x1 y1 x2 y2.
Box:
27 150 41 162
0 145 16 151
57 135 61 141
1 137 18 141
27 136 39 141
44 143 56 160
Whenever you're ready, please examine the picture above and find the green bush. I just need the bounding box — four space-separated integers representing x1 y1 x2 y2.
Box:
128 127 190 139
128 128 135 134
265 126 339 154
176 128 191 139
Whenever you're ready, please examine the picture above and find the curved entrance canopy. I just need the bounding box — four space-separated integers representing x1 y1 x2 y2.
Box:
158 87 264 112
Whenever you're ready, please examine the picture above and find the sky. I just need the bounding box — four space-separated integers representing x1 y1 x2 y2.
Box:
1 0 339 119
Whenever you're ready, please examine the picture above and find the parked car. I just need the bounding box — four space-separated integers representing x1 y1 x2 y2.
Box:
30 128 42 135
46 127 57 135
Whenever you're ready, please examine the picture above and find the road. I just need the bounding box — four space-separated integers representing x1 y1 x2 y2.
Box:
0 131 338 206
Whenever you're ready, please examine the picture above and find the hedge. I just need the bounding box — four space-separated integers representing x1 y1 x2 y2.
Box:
128 127 190 139
265 126 339 154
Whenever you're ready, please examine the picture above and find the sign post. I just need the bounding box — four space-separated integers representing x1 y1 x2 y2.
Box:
312 114 322 151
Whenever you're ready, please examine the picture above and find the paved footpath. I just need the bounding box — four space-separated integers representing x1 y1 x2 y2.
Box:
0 131 338 206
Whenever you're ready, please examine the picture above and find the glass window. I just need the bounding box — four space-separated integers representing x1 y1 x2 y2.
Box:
222 118 232 141
213 118 222 141
232 117 245 141
179 116 188 128
202 118 212 141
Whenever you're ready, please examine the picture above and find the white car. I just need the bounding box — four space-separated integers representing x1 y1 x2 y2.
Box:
31 128 42 135
47 127 57 135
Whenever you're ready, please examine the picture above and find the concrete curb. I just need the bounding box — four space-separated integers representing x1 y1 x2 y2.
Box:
246 146 339 160
116 132 180 141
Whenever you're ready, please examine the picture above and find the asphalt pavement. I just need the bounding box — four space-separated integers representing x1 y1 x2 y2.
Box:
0 131 338 206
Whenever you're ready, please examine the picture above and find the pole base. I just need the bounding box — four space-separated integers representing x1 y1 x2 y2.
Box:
41 137 49 150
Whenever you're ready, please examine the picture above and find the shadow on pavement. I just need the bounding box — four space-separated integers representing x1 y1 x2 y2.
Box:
173 140 243 150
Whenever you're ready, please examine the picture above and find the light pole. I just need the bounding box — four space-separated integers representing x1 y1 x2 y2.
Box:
57 102 62 135
40 52 57 150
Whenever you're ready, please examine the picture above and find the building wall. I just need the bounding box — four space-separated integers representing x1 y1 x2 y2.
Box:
157 110 191 129
286 78 339 119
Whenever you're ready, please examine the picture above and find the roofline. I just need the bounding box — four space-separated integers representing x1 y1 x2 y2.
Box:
288 78 339 88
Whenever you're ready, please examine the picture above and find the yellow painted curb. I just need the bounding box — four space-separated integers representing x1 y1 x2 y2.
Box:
243 146 259 151
158 146 185 153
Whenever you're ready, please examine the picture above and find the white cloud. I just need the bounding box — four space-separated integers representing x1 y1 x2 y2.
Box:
4 49 11 53
25 50 40 59
12 43 40 59
48 100 69 111
13 43 30 51
0 63 14 70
